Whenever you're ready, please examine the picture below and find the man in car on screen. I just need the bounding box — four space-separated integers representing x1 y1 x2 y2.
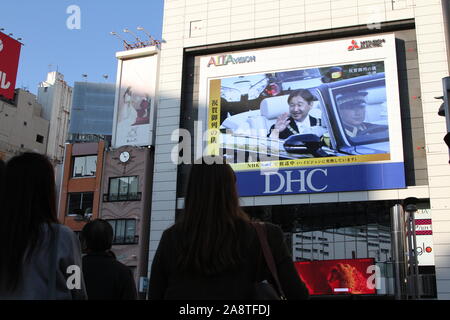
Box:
336 91 380 138
267 89 325 140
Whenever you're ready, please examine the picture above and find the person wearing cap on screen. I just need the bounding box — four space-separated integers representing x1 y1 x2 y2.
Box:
336 91 380 138
268 89 324 140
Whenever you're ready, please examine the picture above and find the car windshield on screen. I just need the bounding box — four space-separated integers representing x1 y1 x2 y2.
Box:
276 69 321 81
331 79 390 146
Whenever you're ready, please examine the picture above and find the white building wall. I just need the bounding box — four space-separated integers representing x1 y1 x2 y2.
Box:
414 0 450 300
38 72 73 163
0 90 50 160
152 0 450 299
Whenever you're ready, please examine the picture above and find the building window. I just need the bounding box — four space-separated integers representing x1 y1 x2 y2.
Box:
23 121 27 126
72 155 97 177
106 176 140 202
67 192 94 216
36 135 44 144
108 219 138 245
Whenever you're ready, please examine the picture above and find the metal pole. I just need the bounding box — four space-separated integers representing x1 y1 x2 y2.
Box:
411 210 420 299
405 204 420 299
405 210 414 299
391 204 407 300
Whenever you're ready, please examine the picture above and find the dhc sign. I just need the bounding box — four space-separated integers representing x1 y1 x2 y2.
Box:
263 169 328 194
235 163 406 197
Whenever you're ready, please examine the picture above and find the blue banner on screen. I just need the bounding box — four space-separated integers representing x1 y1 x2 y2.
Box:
236 162 405 197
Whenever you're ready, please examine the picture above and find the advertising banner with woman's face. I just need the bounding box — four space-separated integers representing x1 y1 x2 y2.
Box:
113 53 158 148
197 33 405 196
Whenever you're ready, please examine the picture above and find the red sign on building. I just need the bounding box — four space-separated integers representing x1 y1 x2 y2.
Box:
0 32 21 100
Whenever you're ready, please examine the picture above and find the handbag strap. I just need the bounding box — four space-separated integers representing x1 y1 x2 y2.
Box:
252 222 286 299
48 224 59 300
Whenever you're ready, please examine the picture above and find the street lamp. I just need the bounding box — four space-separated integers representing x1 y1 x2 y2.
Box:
137 27 162 48
137 26 154 42
123 28 142 43
110 31 131 50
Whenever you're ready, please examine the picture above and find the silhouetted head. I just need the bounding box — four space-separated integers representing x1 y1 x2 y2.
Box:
0 152 58 291
4 152 58 224
81 219 114 253
184 158 245 224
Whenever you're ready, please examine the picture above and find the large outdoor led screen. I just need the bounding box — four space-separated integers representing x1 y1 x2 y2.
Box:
295 259 377 295
198 33 405 196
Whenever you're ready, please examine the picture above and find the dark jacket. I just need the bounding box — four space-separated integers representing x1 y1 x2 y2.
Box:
82 252 137 300
268 116 321 139
149 222 309 300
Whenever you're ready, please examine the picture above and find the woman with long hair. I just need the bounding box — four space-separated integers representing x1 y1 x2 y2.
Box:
149 159 308 300
0 152 87 299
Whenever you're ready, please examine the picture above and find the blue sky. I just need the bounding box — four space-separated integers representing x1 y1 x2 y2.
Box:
1 0 164 94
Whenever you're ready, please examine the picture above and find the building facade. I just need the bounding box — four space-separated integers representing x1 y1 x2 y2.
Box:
38 71 73 163
58 141 105 231
99 145 154 298
68 81 116 144
149 0 450 299
0 89 49 160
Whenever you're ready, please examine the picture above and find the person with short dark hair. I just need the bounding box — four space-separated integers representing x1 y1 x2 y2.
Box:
148 159 309 300
268 89 322 139
0 152 87 300
81 219 137 300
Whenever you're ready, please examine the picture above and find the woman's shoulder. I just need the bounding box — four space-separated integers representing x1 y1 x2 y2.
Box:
159 224 178 244
253 221 283 235
262 221 282 231
51 223 77 239
44 223 80 249
258 222 285 243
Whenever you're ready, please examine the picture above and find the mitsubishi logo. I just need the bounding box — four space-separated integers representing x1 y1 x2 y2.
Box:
348 39 386 51
348 40 360 51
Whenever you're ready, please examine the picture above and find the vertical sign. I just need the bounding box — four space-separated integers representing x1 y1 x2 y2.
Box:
207 79 221 156
0 32 21 100
415 209 435 266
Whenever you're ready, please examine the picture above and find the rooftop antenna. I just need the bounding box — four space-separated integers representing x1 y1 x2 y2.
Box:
110 31 131 50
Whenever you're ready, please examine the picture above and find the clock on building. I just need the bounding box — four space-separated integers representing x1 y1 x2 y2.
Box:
119 151 130 163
